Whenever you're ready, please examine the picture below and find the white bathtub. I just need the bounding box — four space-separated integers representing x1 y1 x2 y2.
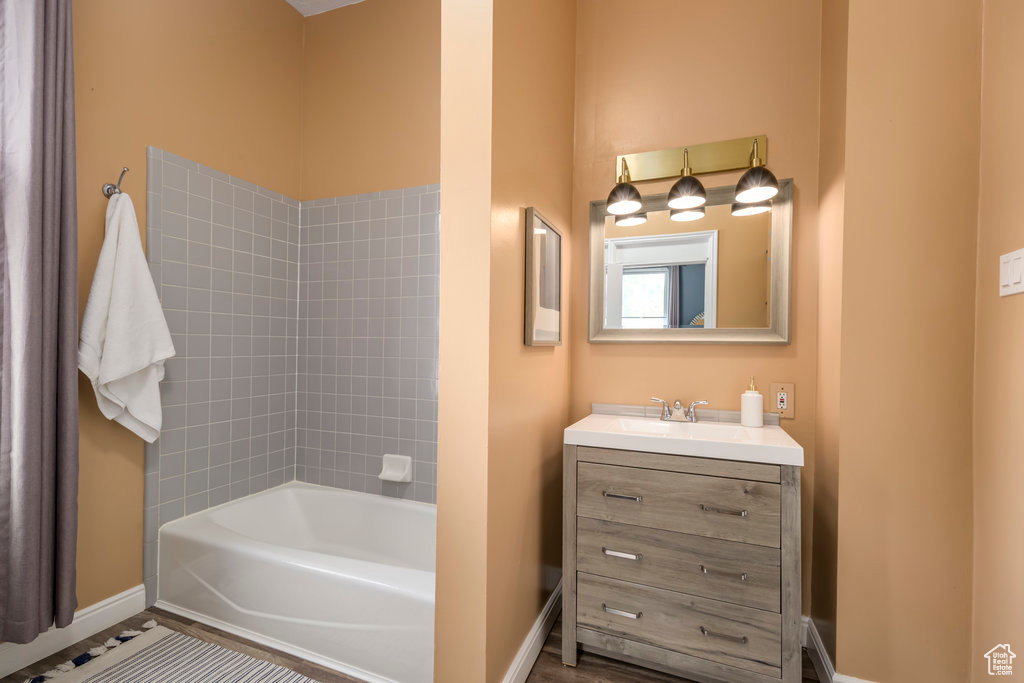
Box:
157 482 435 683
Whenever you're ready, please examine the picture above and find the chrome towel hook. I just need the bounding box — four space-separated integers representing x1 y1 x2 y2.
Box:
102 166 129 198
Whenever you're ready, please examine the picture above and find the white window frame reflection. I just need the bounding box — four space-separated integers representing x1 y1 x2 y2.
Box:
620 267 671 328
604 231 718 330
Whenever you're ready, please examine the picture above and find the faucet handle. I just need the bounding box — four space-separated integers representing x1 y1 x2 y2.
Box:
649 397 672 420
686 400 710 422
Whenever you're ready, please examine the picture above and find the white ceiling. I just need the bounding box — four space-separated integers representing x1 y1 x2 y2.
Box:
284 0 367 17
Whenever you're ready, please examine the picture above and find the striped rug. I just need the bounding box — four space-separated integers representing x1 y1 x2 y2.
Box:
55 626 317 683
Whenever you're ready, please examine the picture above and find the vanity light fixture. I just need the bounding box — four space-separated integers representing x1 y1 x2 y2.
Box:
607 136 772 221
735 138 779 203
606 159 643 215
614 211 648 227
666 149 706 210
731 200 772 216
670 207 705 222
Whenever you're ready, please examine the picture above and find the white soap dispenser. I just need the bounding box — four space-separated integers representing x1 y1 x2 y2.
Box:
741 376 764 428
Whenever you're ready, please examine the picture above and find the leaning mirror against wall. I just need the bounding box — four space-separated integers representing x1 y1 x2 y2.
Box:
589 180 793 343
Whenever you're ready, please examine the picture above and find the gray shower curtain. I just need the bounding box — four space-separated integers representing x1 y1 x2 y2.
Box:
0 0 80 643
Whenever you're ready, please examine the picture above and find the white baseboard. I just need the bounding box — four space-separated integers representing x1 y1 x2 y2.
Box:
803 616 836 682
802 615 877 683
0 584 146 678
502 579 563 683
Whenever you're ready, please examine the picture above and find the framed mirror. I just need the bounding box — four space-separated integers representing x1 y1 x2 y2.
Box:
589 179 792 343
525 207 562 346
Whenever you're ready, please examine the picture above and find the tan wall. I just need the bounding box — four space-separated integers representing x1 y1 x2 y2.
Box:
71 0 304 609
972 0 1024 677
835 0 981 679
810 0 848 663
300 0 441 199
604 204 771 328
570 0 822 608
434 0 492 679
485 0 576 679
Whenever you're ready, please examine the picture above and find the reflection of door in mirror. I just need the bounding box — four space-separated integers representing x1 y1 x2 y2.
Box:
603 204 769 330
604 229 718 330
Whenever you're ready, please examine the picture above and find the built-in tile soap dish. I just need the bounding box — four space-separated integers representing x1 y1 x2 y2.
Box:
378 454 412 483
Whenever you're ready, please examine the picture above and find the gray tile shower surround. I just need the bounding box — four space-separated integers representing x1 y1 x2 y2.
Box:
296 191 439 502
143 147 439 600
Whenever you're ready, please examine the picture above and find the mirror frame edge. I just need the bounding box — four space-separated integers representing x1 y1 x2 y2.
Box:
587 178 793 344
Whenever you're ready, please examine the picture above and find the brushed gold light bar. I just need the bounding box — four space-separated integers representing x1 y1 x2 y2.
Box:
615 135 767 183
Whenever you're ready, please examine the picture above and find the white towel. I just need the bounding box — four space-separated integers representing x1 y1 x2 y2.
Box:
79 193 175 442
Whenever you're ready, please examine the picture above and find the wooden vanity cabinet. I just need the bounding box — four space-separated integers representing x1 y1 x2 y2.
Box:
562 445 801 683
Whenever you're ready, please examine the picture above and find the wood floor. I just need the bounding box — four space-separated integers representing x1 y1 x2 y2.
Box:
527 616 821 683
4 610 820 683
0 607 360 683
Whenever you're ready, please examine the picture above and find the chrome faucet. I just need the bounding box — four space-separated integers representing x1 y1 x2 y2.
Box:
650 397 679 420
650 397 708 422
682 400 709 423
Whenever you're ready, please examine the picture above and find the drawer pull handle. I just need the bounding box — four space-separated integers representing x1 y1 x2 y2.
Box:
602 547 643 561
700 626 748 645
699 503 748 517
699 564 748 582
602 604 642 620
603 491 643 502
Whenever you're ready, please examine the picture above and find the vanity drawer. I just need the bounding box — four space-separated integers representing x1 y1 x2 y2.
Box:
577 462 781 547
576 517 781 612
577 572 782 678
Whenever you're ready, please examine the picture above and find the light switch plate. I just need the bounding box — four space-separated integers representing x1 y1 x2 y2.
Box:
999 247 1024 297
770 382 795 419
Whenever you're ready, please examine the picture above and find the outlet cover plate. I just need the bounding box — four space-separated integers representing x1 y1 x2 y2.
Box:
770 382 795 419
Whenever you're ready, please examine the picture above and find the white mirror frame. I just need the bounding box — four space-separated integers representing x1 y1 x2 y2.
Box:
588 178 793 344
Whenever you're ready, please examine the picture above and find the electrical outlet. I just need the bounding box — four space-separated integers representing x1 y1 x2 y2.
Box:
769 382 795 419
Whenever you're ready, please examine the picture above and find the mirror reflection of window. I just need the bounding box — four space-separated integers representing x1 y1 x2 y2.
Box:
621 267 669 328
604 229 718 330
619 265 707 329
603 201 770 331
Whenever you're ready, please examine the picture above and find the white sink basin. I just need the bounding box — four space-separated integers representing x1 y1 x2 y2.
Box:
564 413 803 466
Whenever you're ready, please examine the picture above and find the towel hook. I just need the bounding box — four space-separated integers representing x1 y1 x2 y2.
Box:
102 167 129 198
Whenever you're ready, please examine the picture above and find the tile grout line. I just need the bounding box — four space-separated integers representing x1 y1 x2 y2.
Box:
293 195 303 487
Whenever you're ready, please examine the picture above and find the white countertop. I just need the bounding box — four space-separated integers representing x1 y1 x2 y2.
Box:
564 413 804 466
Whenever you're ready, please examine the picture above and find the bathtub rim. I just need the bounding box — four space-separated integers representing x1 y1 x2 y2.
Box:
162 480 436 567
163 480 438 527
